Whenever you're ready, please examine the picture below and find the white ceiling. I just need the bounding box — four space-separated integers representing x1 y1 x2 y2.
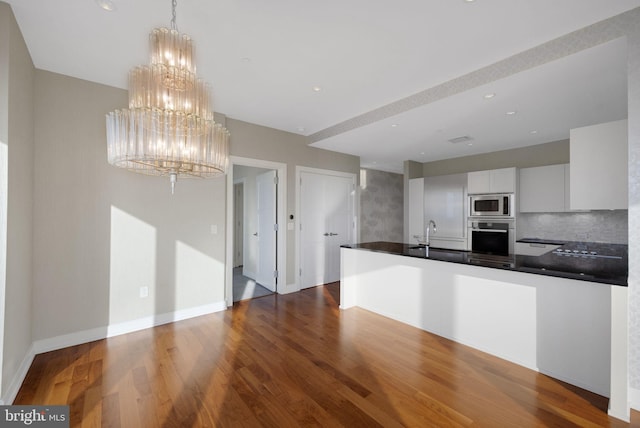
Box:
6 0 639 173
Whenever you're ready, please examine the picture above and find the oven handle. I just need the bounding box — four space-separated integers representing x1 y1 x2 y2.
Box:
472 228 508 233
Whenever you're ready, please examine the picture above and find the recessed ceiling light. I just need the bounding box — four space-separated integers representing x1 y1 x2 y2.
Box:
391 124 399 128
464 0 476 3
297 126 305 132
240 57 251 63
506 111 517 115
312 86 322 92
483 93 495 99
530 130 538 134
95 0 116 11
420 152 425 155
467 143 474 146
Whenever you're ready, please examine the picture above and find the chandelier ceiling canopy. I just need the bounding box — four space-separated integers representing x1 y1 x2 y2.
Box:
106 0 229 194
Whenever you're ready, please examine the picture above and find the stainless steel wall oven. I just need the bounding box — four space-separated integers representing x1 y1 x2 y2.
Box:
468 220 514 256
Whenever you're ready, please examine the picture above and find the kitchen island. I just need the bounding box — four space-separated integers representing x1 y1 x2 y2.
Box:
343 241 628 286
340 241 628 416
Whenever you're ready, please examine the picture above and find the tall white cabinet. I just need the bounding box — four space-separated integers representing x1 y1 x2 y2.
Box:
570 119 628 210
408 175 468 250
423 173 468 250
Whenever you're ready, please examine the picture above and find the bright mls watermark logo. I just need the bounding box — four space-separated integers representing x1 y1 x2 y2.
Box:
0 406 68 427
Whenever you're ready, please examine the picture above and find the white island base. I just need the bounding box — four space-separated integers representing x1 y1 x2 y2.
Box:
340 247 629 421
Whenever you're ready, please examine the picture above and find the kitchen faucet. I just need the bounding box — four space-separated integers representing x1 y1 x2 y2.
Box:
425 219 437 246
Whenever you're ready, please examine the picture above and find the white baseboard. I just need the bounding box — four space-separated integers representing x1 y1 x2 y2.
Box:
630 387 640 411
1 343 36 405
1 301 226 404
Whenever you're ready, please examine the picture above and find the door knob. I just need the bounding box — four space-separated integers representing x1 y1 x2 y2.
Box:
323 233 330 236
253 232 258 236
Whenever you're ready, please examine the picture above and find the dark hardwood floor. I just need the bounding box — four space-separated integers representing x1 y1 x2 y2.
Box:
15 282 640 427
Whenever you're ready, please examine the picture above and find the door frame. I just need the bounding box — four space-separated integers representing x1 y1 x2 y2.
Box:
295 166 359 292
225 157 287 307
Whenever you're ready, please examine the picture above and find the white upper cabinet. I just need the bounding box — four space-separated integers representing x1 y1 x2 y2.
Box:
570 119 628 210
468 167 516 194
408 178 424 244
519 164 569 213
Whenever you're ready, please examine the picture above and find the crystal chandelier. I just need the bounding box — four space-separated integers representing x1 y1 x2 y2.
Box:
106 0 229 194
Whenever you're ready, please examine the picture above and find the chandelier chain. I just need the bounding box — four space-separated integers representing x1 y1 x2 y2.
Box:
171 0 178 30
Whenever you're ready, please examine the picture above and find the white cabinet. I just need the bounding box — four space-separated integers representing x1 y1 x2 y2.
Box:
468 167 516 194
423 173 468 250
570 119 628 210
408 178 424 244
519 164 569 213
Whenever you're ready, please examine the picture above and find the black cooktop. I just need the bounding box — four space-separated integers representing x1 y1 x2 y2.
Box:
342 241 628 286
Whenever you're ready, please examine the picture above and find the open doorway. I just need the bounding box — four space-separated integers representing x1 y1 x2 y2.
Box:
232 165 276 302
225 157 287 307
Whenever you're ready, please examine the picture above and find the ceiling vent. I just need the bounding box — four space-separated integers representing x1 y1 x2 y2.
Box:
448 136 473 144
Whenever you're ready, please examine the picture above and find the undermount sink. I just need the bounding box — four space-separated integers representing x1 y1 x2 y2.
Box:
409 245 427 250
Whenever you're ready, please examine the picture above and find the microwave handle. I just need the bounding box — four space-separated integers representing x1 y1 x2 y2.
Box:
472 228 508 233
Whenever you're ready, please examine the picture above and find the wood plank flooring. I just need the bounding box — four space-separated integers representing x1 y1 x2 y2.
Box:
14 283 640 427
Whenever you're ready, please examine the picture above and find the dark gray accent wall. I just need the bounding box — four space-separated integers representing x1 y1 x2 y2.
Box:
360 169 403 243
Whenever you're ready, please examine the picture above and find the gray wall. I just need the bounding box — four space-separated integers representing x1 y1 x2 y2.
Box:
422 140 569 177
33 70 228 340
0 2 34 400
360 169 403 243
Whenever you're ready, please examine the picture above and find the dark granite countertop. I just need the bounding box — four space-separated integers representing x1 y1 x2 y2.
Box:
342 241 628 287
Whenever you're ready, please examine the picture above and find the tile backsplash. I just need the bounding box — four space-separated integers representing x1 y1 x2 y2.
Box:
517 210 628 244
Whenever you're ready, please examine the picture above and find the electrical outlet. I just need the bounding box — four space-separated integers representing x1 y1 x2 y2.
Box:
210 224 218 235
139 286 149 298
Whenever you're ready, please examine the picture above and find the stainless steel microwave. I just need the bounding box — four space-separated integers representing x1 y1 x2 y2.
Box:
470 193 514 217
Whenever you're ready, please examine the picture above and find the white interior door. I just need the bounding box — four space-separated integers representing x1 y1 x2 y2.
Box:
300 171 354 289
256 170 277 291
